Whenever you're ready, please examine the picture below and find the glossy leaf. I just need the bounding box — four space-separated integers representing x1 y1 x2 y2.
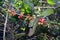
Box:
26 10 30 13
24 4 29 9
42 9 54 16
21 8 25 12
47 0 55 5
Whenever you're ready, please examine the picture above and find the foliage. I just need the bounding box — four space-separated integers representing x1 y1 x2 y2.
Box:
47 0 55 5
12 0 32 14
42 9 54 16
0 0 3 6
0 0 60 40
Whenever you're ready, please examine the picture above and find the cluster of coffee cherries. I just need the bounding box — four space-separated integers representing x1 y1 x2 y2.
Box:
38 17 45 25
8 9 33 21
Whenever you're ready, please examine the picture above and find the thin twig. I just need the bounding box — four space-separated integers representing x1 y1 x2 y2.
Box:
3 13 8 40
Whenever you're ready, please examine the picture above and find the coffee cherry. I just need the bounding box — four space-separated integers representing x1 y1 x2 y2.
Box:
26 14 30 19
8 9 16 16
29 17 33 20
38 17 44 25
18 14 24 19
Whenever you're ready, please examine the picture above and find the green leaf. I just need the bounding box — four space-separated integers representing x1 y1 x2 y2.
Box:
24 4 29 9
19 1 23 5
47 0 55 5
0 1 3 6
17 1 23 5
9 16 17 22
42 9 54 16
20 27 26 31
13 0 17 3
21 8 25 12
26 10 30 13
